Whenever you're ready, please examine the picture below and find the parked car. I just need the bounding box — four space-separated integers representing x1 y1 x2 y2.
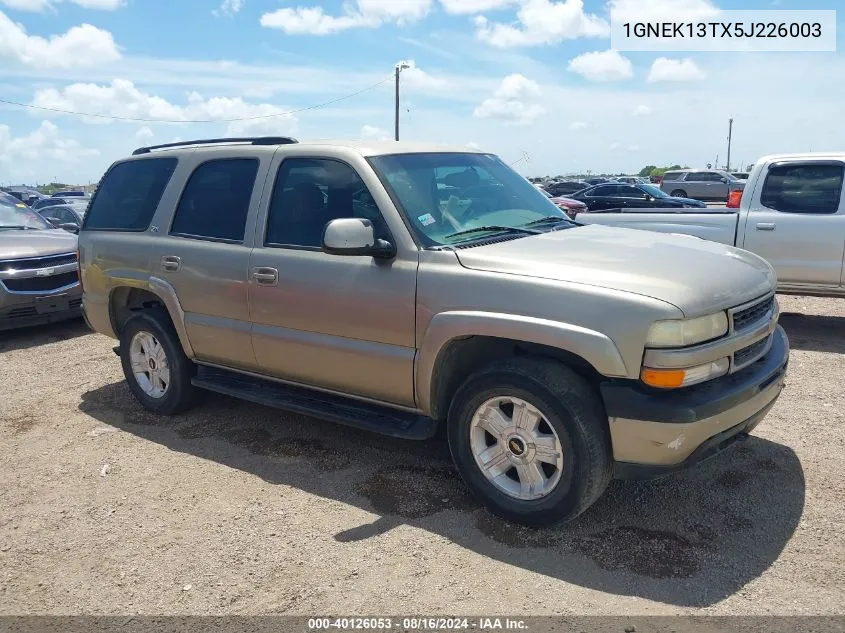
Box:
33 196 90 212
615 176 648 185
79 136 788 527
585 177 612 186
544 180 587 197
51 189 87 198
3 187 46 206
731 172 750 181
660 169 746 201
535 185 588 217
571 183 707 212
573 153 845 296
0 196 82 330
39 201 88 232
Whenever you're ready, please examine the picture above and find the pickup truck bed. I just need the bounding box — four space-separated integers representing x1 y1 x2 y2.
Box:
574 207 741 246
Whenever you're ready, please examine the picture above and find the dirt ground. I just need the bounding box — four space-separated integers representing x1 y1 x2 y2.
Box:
0 295 843 616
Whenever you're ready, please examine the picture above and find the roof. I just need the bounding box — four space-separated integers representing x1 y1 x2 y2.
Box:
131 136 486 159
755 152 845 163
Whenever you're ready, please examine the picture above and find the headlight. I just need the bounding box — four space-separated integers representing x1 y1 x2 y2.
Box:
645 312 728 348
641 358 730 389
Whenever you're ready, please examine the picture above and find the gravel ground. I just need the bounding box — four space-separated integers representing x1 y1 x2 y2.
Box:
0 295 843 616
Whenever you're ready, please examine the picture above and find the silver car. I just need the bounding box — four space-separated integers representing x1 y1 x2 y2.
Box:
661 169 746 202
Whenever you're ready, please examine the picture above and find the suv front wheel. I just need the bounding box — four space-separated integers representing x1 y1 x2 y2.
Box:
119 309 197 415
447 358 612 527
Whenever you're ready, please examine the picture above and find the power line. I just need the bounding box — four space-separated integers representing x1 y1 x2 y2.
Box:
0 74 393 123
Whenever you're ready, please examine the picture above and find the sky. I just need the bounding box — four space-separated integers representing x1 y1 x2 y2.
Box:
0 0 843 184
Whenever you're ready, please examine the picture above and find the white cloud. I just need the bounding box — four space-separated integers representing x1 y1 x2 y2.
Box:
0 0 123 10
360 124 391 141
568 121 591 130
568 49 632 81
627 144 640 151
608 0 719 23
473 0 608 47
466 141 481 149
260 0 432 34
473 73 545 125
631 104 651 116
0 121 99 182
30 79 299 136
135 126 154 140
397 59 451 92
647 57 706 82
439 0 516 13
0 11 120 68
212 0 243 17
608 142 621 150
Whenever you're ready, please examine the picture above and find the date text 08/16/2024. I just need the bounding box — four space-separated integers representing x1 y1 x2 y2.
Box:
307 617 528 630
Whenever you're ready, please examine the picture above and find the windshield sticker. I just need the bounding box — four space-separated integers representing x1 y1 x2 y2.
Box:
417 213 436 226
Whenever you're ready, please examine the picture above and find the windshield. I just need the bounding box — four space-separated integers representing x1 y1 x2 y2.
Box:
640 183 669 198
0 199 51 230
369 152 573 247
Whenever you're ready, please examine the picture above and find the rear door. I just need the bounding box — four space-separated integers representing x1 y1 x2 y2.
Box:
679 172 712 199
739 160 845 287
615 185 652 208
582 185 616 210
147 149 270 369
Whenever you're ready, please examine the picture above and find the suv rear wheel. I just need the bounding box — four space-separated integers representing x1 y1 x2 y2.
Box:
447 358 612 527
119 309 197 415
670 189 688 198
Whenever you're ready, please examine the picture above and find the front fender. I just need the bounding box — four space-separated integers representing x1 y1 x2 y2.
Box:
415 310 628 415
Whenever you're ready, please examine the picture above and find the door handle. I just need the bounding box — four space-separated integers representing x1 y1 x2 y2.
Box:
252 267 278 285
160 255 181 272
756 223 776 231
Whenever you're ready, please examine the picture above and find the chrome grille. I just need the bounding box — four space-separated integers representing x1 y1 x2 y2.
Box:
734 335 770 368
0 252 77 271
732 296 775 332
2 271 79 292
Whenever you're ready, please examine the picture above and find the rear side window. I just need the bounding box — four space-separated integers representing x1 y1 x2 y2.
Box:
84 158 177 231
761 163 844 214
663 172 682 181
170 158 259 242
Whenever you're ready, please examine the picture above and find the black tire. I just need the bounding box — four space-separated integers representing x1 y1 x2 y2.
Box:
119 309 197 415
670 189 688 198
447 357 612 527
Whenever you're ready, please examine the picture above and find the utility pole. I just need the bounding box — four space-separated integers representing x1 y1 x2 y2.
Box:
726 118 734 171
394 62 410 141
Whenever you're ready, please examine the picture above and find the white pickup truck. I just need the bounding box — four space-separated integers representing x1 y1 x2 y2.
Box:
575 153 845 296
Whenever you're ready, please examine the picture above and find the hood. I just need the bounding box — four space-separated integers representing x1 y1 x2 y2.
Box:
551 196 586 208
0 229 78 261
670 197 707 207
454 224 775 316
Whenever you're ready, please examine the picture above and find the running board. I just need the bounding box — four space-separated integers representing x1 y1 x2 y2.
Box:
191 366 438 441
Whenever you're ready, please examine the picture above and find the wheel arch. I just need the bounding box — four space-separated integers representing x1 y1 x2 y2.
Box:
417 311 628 421
108 276 195 359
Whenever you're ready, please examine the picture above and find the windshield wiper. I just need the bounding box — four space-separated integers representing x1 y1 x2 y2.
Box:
523 216 573 227
445 225 541 240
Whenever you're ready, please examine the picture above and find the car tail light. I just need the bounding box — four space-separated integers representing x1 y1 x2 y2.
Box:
727 189 743 208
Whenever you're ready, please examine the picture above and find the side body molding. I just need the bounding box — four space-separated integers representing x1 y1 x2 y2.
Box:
415 311 629 415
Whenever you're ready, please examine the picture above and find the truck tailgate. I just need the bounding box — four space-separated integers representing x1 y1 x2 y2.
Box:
572 208 740 246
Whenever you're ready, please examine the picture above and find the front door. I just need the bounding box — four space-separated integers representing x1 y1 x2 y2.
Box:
248 156 418 406
739 161 845 287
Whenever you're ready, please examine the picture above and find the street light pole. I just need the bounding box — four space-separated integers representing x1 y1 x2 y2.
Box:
394 62 410 141
726 118 734 171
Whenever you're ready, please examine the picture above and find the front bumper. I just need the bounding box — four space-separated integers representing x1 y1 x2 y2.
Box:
0 283 83 331
602 325 789 477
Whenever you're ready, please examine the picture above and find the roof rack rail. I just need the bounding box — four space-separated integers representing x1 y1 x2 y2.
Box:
131 136 298 155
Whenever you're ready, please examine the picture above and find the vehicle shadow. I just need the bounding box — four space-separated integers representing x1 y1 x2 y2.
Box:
779 312 845 353
79 381 804 608
0 318 90 353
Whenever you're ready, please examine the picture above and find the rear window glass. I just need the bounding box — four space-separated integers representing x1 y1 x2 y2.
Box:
170 158 258 242
84 158 177 231
761 164 844 214
662 172 682 181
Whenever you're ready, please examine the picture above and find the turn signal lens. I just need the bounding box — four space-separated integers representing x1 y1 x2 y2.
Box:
641 358 730 389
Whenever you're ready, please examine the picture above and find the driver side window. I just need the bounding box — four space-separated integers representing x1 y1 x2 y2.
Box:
265 158 391 249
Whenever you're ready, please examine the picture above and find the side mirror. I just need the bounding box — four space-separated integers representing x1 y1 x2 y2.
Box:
322 217 395 259
58 222 80 234
720 177 728 183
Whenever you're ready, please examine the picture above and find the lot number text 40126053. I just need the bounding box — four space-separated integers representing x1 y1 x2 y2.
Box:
307 617 529 630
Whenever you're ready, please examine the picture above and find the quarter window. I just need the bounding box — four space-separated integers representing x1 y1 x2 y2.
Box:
760 164 844 214
84 158 177 231
170 158 259 242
